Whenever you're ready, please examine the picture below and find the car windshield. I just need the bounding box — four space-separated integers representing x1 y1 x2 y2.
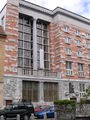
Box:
5 104 18 110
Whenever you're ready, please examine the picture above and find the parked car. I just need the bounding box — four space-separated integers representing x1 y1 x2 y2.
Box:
34 106 43 113
34 106 55 119
0 102 34 120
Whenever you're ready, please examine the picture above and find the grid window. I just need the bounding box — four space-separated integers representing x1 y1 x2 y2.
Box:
18 15 33 71
44 82 58 101
37 22 49 70
22 81 39 102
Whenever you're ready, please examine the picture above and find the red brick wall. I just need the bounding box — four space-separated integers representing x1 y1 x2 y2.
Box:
49 20 90 80
4 0 19 75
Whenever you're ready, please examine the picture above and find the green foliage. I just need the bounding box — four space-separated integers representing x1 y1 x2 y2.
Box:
54 99 76 111
85 86 90 98
80 98 86 106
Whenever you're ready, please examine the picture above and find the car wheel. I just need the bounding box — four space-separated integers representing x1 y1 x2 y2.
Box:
1 115 6 120
24 115 29 120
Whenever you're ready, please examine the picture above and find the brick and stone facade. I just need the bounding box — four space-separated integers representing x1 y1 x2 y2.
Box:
0 26 6 108
4 0 19 75
0 0 90 106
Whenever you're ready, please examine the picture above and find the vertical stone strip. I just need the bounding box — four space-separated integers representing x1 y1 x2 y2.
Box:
33 17 37 70
4 0 19 75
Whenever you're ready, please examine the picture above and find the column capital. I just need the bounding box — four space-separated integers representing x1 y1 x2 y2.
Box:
33 17 38 21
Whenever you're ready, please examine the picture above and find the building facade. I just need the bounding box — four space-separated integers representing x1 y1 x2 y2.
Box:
0 26 6 108
0 0 90 106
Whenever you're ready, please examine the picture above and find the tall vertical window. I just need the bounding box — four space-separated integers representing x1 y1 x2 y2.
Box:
79 83 85 98
77 51 82 57
22 81 39 102
44 82 58 101
37 21 49 70
18 15 33 74
78 63 84 77
66 48 72 55
64 25 69 32
77 40 81 47
75 29 80 36
69 82 74 93
65 37 71 44
87 43 90 49
66 61 73 76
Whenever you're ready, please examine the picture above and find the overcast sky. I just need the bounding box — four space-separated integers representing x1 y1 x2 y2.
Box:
0 0 90 19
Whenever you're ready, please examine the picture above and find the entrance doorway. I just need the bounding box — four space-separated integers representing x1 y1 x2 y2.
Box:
6 100 12 106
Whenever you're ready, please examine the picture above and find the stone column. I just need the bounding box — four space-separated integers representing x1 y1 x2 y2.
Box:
58 81 63 100
33 17 37 70
39 82 44 102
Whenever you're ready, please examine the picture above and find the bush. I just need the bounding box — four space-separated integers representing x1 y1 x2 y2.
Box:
54 99 76 111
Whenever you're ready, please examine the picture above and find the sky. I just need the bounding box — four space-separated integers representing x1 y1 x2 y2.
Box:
0 0 90 19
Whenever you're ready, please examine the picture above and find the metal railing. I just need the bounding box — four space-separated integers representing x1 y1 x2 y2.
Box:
18 68 61 78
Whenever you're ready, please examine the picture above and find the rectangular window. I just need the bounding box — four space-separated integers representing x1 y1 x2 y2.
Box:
75 29 80 36
65 37 71 44
23 26 31 33
18 15 33 71
19 32 23 40
44 82 58 101
86 33 90 39
18 49 23 57
69 82 74 93
64 25 69 32
66 61 73 76
37 22 49 70
18 40 23 48
78 63 84 77
77 40 81 47
79 83 85 92
22 81 39 102
77 51 82 57
88 53 90 59
87 43 90 49
66 48 72 55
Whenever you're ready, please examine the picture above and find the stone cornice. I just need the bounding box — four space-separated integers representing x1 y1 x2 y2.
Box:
20 0 90 25
19 0 52 16
4 74 90 83
4 74 60 82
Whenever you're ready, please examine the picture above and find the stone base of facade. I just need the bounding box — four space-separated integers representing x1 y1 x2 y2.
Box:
2 75 90 107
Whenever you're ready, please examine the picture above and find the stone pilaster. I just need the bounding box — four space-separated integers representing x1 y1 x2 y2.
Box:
33 17 37 70
39 82 44 102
